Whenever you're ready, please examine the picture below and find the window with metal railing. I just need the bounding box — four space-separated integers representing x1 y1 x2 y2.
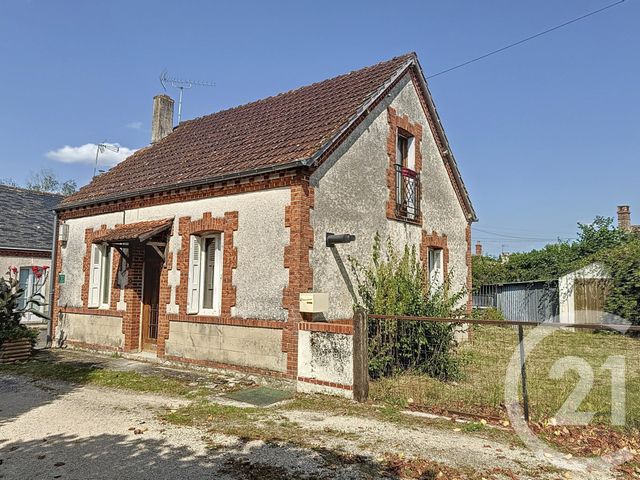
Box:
394 130 421 222
394 163 421 221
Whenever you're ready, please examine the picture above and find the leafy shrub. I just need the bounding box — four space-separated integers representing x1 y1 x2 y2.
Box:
597 238 640 326
470 307 504 321
350 233 467 381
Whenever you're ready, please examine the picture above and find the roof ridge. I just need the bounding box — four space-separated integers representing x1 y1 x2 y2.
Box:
177 52 416 128
60 52 425 209
0 183 64 198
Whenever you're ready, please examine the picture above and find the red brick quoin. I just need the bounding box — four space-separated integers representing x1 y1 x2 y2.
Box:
282 179 315 376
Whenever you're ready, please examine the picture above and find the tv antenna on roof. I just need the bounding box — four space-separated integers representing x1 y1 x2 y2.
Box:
93 142 119 178
160 70 215 124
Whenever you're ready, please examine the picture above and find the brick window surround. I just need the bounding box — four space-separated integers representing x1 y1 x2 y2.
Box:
420 230 449 289
156 211 239 356
175 211 238 317
52 224 145 352
386 106 423 225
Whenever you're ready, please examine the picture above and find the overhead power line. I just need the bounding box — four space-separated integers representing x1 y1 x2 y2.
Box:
473 227 571 241
427 0 626 79
471 224 577 237
474 238 574 244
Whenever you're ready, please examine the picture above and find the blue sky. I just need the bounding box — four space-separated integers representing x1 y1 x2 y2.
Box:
1 0 638 255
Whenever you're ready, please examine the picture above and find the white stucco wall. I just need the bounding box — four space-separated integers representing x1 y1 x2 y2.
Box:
57 188 290 320
297 329 353 398
558 263 609 324
164 321 287 372
310 74 470 320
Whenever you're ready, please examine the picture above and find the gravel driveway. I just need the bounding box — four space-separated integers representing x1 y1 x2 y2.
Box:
0 374 388 479
0 371 620 479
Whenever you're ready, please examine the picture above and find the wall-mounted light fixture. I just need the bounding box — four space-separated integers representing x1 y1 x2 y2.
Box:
326 232 356 247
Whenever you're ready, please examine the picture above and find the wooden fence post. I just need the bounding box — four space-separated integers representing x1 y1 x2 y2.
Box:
352 308 369 402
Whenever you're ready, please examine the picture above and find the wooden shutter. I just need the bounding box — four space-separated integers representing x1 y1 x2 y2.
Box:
186 235 201 314
88 244 101 307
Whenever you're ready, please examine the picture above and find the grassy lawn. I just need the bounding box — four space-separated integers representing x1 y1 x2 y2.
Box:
0 355 213 398
371 325 640 428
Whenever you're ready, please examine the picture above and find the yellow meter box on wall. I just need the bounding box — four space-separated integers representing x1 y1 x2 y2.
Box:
299 293 329 313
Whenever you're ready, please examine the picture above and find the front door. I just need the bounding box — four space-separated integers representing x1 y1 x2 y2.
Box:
141 246 162 350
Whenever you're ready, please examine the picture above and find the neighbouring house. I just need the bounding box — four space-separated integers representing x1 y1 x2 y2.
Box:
0 185 62 327
51 53 476 393
617 205 640 234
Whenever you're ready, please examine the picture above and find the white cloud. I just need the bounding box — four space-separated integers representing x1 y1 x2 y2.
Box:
46 143 136 167
126 121 143 130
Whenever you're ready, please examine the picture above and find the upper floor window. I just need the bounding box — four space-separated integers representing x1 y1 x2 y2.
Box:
89 244 112 308
187 233 223 316
395 130 420 222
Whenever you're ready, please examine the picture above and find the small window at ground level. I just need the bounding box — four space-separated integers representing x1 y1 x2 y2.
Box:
428 248 444 290
187 233 223 315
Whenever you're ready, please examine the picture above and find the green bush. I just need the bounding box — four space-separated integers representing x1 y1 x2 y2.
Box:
470 307 504 321
350 233 467 381
597 238 640 325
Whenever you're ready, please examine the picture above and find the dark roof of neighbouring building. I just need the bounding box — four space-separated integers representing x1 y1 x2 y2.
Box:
0 185 62 252
59 53 476 221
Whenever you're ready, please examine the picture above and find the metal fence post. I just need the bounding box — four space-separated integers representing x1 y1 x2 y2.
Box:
518 324 530 422
353 308 369 402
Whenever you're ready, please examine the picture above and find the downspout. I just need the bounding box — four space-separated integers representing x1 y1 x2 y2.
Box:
46 211 59 348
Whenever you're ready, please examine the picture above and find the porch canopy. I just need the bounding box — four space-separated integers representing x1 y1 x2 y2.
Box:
92 219 173 263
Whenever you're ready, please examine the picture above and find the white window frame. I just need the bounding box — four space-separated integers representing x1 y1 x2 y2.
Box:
18 267 45 320
187 233 223 316
88 243 113 309
428 248 444 290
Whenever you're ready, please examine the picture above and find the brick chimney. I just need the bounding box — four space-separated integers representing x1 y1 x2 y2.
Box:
475 242 482 256
151 94 174 144
617 205 631 231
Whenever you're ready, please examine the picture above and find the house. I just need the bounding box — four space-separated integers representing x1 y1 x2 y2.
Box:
0 185 62 327
51 53 477 385
617 205 640 234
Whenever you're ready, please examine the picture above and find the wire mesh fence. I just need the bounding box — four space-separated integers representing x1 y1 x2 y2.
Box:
367 315 640 428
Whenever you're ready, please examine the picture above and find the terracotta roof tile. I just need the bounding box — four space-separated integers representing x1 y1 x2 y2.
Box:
93 219 173 243
61 53 415 208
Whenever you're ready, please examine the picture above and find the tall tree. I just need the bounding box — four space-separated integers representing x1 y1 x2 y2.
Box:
24 169 77 196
